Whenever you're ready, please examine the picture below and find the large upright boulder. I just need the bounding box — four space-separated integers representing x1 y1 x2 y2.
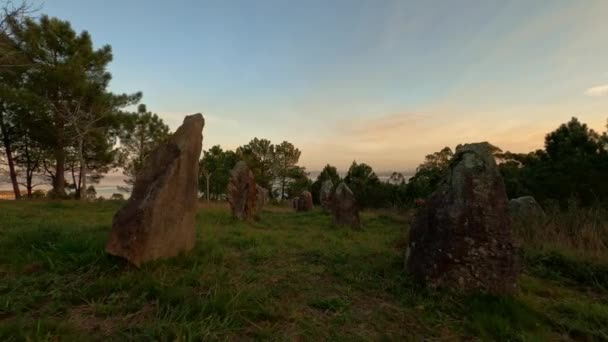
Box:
509 196 545 225
294 191 313 212
319 180 334 212
227 161 258 220
106 114 204 267
406 142 518 294
331 182 361 230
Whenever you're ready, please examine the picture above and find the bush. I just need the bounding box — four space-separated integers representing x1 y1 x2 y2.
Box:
31 189 46 199
110 193 125 201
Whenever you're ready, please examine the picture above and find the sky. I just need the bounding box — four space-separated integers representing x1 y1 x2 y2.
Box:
30 0 608 172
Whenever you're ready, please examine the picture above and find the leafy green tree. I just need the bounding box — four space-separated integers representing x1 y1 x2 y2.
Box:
285 166 312 199
344 161 381 208
318 164 341 185
117 104 170 192
84 185 96 200
31 189 45 199
67 90 140 200
499 117 608 206
273 141 302 200
0 88 23 198
199 145 237 200
310 164 341 204
236 138 275 193
406 147 453 201
13 127 45 197
4 14 140 197
0 2 34 199
389 172 406 185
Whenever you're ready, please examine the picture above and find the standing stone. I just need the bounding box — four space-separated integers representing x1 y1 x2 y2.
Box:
331 182 361 230
227 161 258 220
319 180 334 212
256 185 269 211
294 191 313 212
106 114 204 267
509 196 545 225
406 142 518 294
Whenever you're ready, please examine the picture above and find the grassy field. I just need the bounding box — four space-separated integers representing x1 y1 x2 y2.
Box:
1 200 607 341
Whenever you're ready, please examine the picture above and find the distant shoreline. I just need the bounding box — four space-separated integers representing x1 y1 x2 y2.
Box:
0 170 413 198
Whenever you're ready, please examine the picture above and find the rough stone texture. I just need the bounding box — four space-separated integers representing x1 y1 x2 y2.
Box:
294 191 313 212
331 182 361 230
227 161 258 220
406 142 518 294
509 196 545 225
320 180 334 212
106 114 204 267
256 185 269 211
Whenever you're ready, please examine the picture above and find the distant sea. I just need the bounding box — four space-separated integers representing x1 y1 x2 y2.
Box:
1 169 413 198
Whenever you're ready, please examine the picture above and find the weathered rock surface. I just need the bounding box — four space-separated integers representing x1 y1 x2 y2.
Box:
106 114 204 267
320 180 334 212
256 185 269 211
294 191 313 212
406 142 518 294
331 182 361 229
227 161 258 220
509 196 545 224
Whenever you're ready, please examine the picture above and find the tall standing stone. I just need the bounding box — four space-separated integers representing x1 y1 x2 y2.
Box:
106 114 204 267
331 182 361 230
227 161 258 220
319 180 334 212
294 191 313 212
406 142 518 294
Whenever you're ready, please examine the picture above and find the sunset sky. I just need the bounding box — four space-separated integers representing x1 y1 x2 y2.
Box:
34 0 608 172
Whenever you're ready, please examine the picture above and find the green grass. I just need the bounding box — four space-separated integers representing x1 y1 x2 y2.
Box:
1 201 607 340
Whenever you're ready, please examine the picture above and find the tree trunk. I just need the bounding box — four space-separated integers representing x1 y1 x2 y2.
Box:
71 163 78 198
78 137 87 201
54 119 66 197
24 138 34 198
206 173 211 202
0 113 21 200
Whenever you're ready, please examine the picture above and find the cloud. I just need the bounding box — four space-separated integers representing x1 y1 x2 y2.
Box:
298 109 580 172
585 84 608 97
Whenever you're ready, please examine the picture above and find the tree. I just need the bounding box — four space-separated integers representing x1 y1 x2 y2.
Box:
498 117 608 206
285 166 312 199
310 164 341 204
117 104 170 192
0 1 35 68
110 193 124 201
198 145 237 200
4 14 134 197
13 127 44 197
389 172 406 185
65 89 140 200
84 185 96 200
237 138 275 192
0 1 34 198
344 161 380 208
406 147 453 201
0 88 22 198
273 141 301 200
317 164 341 185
